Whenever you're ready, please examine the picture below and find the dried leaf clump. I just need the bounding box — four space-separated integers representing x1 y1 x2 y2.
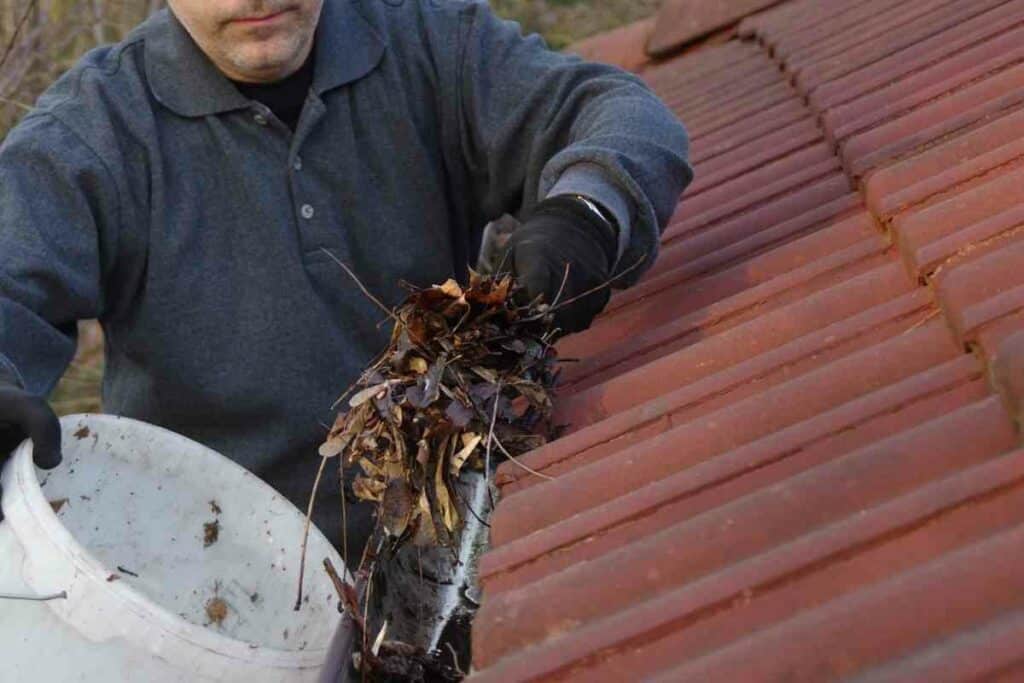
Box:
319 271 559 548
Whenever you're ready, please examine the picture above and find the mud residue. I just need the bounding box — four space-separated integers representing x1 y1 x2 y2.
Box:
203 519 220 547
205 597 228 626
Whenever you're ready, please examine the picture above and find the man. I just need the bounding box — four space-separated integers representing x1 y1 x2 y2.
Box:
0 0 691 557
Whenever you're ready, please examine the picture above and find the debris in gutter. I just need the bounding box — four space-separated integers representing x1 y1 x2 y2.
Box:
305 260 577 682
317 270 559 550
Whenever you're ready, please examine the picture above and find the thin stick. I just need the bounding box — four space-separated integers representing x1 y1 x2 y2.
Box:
484 380 502 510
323 557 365 632
0 95 32 112
323 558 347 600
0 0 36 72
445 642 466 678
355 522 378 576
548 262 572 309
294 453 330 611
548 255 645 312
451 477 490 527
493 244 514 277
340 454 350 576
472 395 555 482
490 431 555 481
513 256 645 327
361 560 377 677
319 248 402 325
331 350 389 409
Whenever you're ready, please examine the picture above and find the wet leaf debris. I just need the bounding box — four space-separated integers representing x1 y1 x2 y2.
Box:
319 271 560 549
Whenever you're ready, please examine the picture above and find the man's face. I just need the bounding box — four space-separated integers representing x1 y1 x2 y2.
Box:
167 0 324 83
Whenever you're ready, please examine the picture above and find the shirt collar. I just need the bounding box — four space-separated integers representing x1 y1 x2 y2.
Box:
144 0 386 118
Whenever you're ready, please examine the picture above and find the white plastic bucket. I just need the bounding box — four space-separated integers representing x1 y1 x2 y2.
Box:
0 414 349 682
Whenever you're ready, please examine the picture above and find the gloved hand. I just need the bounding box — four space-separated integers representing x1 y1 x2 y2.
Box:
0 366 62 471
505 194 619 335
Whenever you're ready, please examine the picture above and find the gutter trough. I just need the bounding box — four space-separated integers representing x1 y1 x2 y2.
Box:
318 470 491 681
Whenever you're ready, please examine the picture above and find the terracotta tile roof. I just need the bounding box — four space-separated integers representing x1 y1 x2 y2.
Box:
566 17 657 73
471 1 1024 679
647 0 785 56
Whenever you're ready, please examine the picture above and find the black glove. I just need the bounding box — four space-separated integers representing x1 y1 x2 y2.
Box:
505 194 619 334
0 366 62 470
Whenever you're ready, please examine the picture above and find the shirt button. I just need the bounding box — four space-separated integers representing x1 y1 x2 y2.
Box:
254 113 268 126
300 204 315 219
293 157 303 171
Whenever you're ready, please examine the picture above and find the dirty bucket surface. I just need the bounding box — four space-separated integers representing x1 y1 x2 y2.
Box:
1 414 345 678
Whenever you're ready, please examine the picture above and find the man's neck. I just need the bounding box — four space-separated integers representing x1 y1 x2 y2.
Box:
230 48 316 131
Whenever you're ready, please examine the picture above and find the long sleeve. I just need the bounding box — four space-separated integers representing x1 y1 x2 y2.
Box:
453 1 693 285
0 112 120 396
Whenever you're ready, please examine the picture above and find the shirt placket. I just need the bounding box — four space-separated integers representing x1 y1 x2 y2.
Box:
284 94 336 258
247 97 328 254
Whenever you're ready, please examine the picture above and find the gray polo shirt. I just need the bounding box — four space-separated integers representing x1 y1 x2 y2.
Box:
0 0 691 554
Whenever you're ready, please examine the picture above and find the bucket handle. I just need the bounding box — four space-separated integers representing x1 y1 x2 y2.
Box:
0 590 67 602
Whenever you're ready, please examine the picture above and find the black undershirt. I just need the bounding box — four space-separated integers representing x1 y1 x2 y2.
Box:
230 49 315 130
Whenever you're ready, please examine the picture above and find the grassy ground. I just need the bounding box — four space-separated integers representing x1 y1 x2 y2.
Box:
13 1 660 416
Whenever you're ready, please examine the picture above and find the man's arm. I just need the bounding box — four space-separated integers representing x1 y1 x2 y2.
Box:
0 112 117 395
452 1 693 286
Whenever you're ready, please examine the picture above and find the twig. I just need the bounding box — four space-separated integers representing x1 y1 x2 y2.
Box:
0 0 36 73
483 380 502 510
323 558 347 599
548 255 645 312
294 453 330 611
445 642 466 678
471 393 555 482
331 350 390 409
0 95 31 112
323 557 366 630
513 256 645 326
490 431 555 481
493 244 514 277
451 477 490 528
340 453 350 577
361 560 377 678
548 262 572 309
319 248 402 325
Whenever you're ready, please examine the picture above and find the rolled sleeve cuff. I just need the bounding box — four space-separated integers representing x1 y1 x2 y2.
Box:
546 162 635 265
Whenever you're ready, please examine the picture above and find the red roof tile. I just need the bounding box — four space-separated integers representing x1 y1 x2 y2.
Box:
647 0 784 57
565 17 656 72
470 0 1024 679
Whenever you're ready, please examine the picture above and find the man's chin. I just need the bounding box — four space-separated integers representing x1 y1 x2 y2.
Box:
226 47 307 83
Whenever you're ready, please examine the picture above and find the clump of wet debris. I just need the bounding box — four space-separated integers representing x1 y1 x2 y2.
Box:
310 268 564 681
320 271 559 546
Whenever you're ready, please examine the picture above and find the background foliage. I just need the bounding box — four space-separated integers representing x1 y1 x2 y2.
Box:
0 0 657 413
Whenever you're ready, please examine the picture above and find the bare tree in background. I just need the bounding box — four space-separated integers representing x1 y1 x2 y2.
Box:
1 0 164 139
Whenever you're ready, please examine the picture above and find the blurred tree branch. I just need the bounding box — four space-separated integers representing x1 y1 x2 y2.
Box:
0 0 36 72
1 0 165 140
